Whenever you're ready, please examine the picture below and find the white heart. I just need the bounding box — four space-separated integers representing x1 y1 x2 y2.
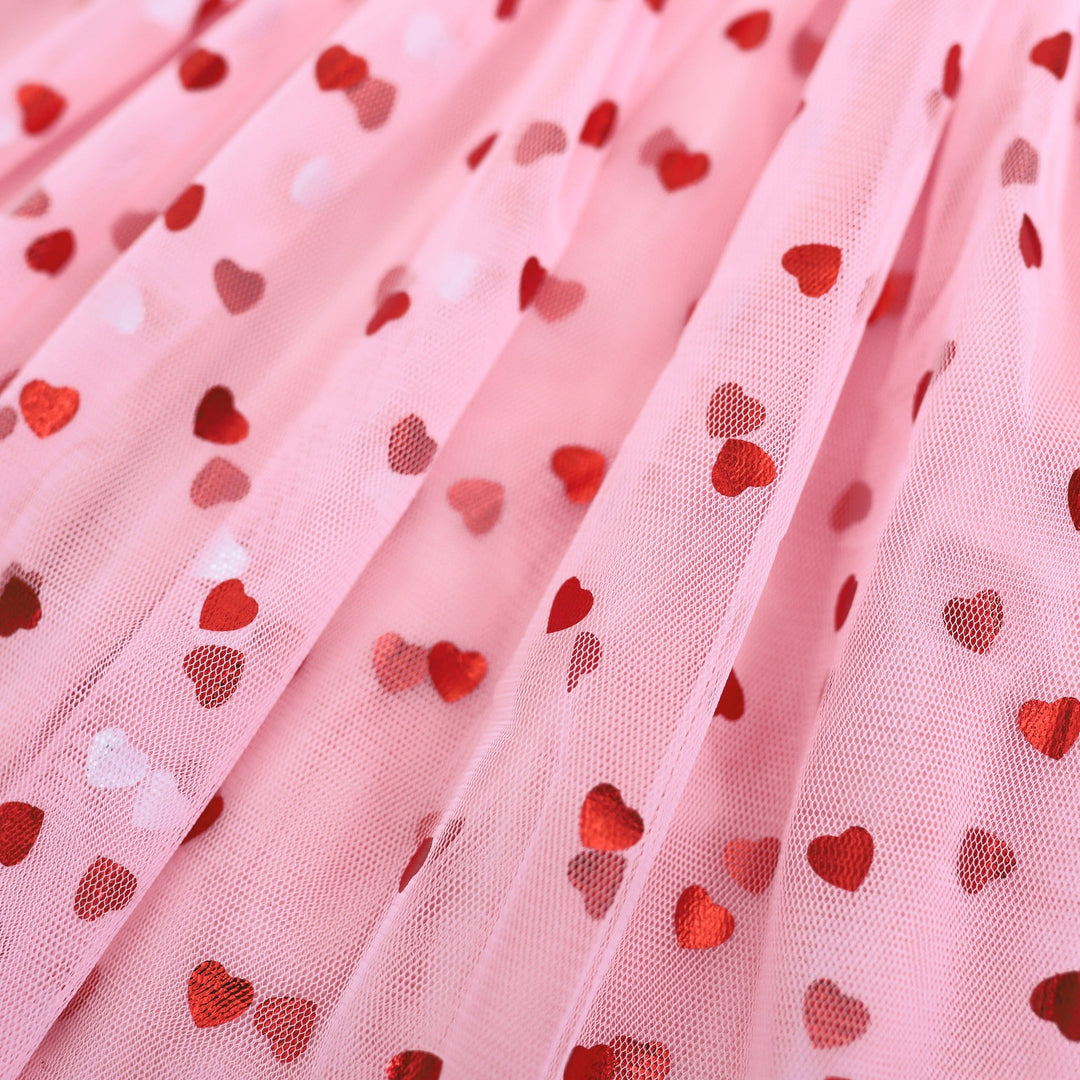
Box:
132 771 193 830
435 250 478 303
95 276 145 335
142 0 201 29
403 9 452 60
193 527 248 582
86 729 150 789
290 157 334 209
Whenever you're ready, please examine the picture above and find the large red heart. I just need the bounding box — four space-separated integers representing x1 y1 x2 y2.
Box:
0 576 41 636
200 579 258 631
723 836 780 894
73 856 137 921
1030 32 1072 79
190 457 250 508
564 1044 614 1080
252 997 317 1062
707 382 766 438
806 826 873 891
17 84 65 134
447 479 504 535
214 258 265 314
428 641 487 702
658 149 709 191
347 78 397 130
367 291 410 335
183 645 245 708
568 850 625 918
179 48 228 90
942 43 962 98
674 885 734 949
315 45 368 90
187 959 254 1027
711 439 777 496
611 1035 671 1080
782 244 842 297
387 1050 443 1080
580 101 617 148
713 669 744 719
0 802 44 866
165 184 205 231
552 445 606 504
182 793 223 844
111 210 156 252
548 577 594 633
388 414 438 475
725 10 771 50
1001 137 1039 186
942 589 1003 653
514 120 568 165
1031 971 1080 1041
1068 469 1080 530
803 979 870 1048
372 632 428 693
20 380 78 437
957 827 1015 893
580 784 644 851
25 229 75 275
568 631 602 692
1020 214 1042 268
1017 697 1080 760
194 386 248 444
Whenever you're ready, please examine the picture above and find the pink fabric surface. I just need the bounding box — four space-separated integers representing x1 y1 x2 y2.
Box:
2 0 1080 1076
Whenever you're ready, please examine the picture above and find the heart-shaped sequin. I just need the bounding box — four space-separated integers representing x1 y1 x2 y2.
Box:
187 959 254 1027
386 1050 443 1080
182 792 223 843
564 1044 615 1080
165 184 204 230
568 850 625 918
957 827 1016 893
1001 137 1039 185
942 589 1003 653
1030 32 1072 79
388 414 438 475
675 885 734 948
1031 971 1080 1040
347 78 396 130
179 47 228 89
782 243 842 297
183 645 245 708
73 856 137 920
707 383 766 438
199 578 258 631
580 784 643 851
372 632 428 693
548 577 594 633
1017 697 1080 760
194 386 248 444
552 446 605 504
367 291 410 335
1020 213 1042 268
723 836 780 893
711 439 777 496
0 802 44 866
514 120 567 165
17 84 65 134
447 479 504 535
315 44 368 90
252 997 318 1063
0 575 41 636
213 258 265 314
567 631 602 692
428 641 486 702
807 825 873 891
725 10 770 49
19 380 78 436
714 670 744 720
580 101 617 148
658 149 709 191
191 457 251 508
25 229 74 275
803 979 870 1047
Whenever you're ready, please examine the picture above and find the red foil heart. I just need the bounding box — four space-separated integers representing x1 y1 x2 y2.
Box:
803 979 870 1047
547 577 594 633
707 382 766 438
0 802 44 866
830 481 872 531
713 669 744 719
447 479 504 535
942 589 1003 653
73 856 137 920
957 827 1016 893
200 579 258 631
1001 137 1039 185
315 45 369 90
658 149 709 191
165 184 205 230
1020 213 1042 268
387 1050 443 1080
564 1044 615 1080
725 10 771 49
611 1036 671 1080
723 836 780 893
514 120 568 165
711 439 777 496
1017 697 1080 760
674 885 734 949
179 48 228 90
567 631 602 692
194 385 248 444
580 784 644 851
1068 469 1080 530
580 101 617 148
807 825 874 891
552 446 606 504
466 132 498 169
942 43 962 97
183 645 245 708
372 632 428 693
0 576 41 636
25 229 75 275
20 380 78 437
213 258 265 314
366 291 410 335
568 850 625 918
111 210 156 252
190 457 250 508
1030 32 1072 79
17 83 65 134
782 243 842 297
187 959 254 1027
253 997 318 1062
348 78 397 130
388 415 438 475
428 641 486 702
182 793 223 843
834 574 857 630
1031 971 1080 1040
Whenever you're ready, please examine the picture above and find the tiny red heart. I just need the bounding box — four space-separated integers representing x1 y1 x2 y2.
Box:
190 457 250 508
807 825 874 891
447 479 504 535
658 149 709 191
388 414 438 475
725 10 771 50
547 577 594 633
707 382 766 438
803 979 870 1048
723 836 780 893
0 576 41 637
387 1050 443 1080
25 229 74 275
834 574 857 631
942 589 1003 653
20 379 78 436
73 856 137 920
552 445 606 503
711 439 776 496
179 48 228 90
372 632 428 693
1017 697 1080 760
367 291 410 335
428 641 487 702
957 827 1016 893
213 258 265 314
534 274 586 322
182 793 223 843
580 784 643 851
1020 213 1042 268
183 645 245 708
17 83 65 134
467 132 498 169
567 631 602 692
194 385 248 444
315 45 368 90
187 959 254 1027
200 578 258 631
1031 971 1080 1040
568 850 625 918
347 78 396 130
580 101 617 148
252 997 317 1063
675 885 734 948
714 669 744 719
1001 137 1039 185
0 802 44 866
520 256 548 309
942 43 962 98
514 120 567 165
165 184 205 231
782 243 842 297
1030 32 1072 79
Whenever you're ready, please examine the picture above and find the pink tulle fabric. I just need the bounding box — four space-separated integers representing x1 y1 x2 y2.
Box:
2 0 1080 1075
